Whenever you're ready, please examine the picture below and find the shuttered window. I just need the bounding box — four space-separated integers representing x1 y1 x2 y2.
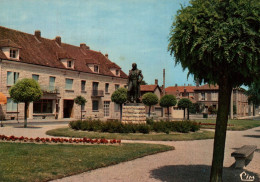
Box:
65 78 73 90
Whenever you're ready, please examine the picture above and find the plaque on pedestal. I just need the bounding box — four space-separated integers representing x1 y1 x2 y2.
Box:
122 103 146 124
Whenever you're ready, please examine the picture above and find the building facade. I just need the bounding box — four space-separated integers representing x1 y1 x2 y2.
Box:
0 26 127 120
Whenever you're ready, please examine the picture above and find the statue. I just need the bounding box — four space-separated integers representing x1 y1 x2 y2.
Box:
127 63 143 103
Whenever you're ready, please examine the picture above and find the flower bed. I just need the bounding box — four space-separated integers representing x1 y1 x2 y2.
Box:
0 135 121 145
198 122 234 126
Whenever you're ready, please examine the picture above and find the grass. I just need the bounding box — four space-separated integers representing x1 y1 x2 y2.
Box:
0 142 173 182
46 127 215 141
196 119 260 130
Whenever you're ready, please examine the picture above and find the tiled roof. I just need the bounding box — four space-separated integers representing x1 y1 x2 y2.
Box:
0 26 127 79
165 86 195 93
194 84 219 90
140 85 158 92
0 39 22 49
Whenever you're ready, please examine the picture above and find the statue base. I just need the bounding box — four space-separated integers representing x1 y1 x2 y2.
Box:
122 103 146 124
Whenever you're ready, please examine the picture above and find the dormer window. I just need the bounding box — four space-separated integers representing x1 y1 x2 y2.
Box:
10 49 17 58
116 70 119 76
94 65 99 73
67 61 72 68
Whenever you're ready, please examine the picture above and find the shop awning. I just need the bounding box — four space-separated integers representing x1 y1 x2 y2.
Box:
0 92 7 104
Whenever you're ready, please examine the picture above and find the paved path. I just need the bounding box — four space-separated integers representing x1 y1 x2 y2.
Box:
0 124 259 182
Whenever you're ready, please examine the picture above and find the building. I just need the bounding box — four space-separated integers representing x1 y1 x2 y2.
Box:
0 26 128 120
194 84 249 116
140 79 163 117
165 84 196 102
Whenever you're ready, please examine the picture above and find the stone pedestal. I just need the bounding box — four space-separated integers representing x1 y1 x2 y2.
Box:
122 103 146 124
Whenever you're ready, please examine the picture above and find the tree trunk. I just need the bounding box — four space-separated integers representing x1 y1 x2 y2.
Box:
210 79 232 182
148 106 151 117
24 102 29 128
167 107 170 121
187 107 190 120
120 104 123 121
183 108 186 120
253 103 255 116
81 108 82 121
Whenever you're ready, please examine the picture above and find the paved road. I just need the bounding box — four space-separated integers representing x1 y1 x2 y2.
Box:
0 124 259 182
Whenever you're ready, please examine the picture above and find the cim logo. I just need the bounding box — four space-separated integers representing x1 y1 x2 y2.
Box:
240 171 255 181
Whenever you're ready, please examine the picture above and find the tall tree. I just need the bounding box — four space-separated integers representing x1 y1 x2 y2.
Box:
111 87 127 121
9 78 42 128
142 92 159 117
246 80 260 116
159 95 177 120
178 98 192 120
74 96 87 121
168 0 259 181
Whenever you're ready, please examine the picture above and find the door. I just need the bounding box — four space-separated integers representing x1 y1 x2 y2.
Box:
63 100 74 118
104 101 110 117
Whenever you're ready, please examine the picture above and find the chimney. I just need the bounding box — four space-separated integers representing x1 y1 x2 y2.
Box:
34 30 41 39
155 79 158 85
80 43 90 50
184 83 186 86
105 54 108 58
196 79 200 87
55 36 61 46
175 84 178 87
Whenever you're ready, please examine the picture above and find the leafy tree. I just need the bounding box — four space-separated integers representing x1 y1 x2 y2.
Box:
74 96 87 121
246 81 260 116
159 95 177 120
142 93 159 117
111 88 127 121
9 78 42 128
140 80 147 85
168 0 259 181
178 98 192 120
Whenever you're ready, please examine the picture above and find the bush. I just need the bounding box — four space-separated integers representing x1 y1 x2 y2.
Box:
69 118 200 134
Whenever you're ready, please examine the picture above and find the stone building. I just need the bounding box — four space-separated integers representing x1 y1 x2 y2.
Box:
194 84 249 116
0 26 127 120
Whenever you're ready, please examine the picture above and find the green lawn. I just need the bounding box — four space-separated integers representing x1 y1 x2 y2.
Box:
196 119 260 130
46 127 215 141
0 142 173 182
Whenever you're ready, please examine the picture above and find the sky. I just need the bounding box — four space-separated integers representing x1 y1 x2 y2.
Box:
0 0 193 87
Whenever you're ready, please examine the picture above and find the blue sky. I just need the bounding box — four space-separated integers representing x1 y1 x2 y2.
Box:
0 0 193 87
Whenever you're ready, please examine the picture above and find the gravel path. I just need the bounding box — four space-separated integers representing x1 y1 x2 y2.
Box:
0 124 259 182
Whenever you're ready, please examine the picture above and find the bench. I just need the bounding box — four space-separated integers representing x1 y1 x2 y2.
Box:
231 145 257 169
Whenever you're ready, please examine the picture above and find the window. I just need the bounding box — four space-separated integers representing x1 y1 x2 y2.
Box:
115 84 120 90
7 71 19 85
92 100 99 111
211 92 218 101
33 99 53 113
81 80 86 91
93 82 99 90
201 93 205 100
94 65 99 73
6 98 17 112
32 74 39 82
49 77 55 91
65 78 73 90
116 70 119 75
67 61 72 68
114 103 120 112
10 49 17 58
104 101 110 117
105 83 109 93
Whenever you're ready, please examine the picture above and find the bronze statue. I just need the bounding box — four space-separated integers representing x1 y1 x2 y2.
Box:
127 63 143 103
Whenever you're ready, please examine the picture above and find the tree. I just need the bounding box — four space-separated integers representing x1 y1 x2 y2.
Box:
111 88 127 121
246 81 260 116
178 98 192 120
9 78 42 128
168 0 259 181
142 92 159 117
140 80 147 85
159 95 177 120
74 96 87 121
